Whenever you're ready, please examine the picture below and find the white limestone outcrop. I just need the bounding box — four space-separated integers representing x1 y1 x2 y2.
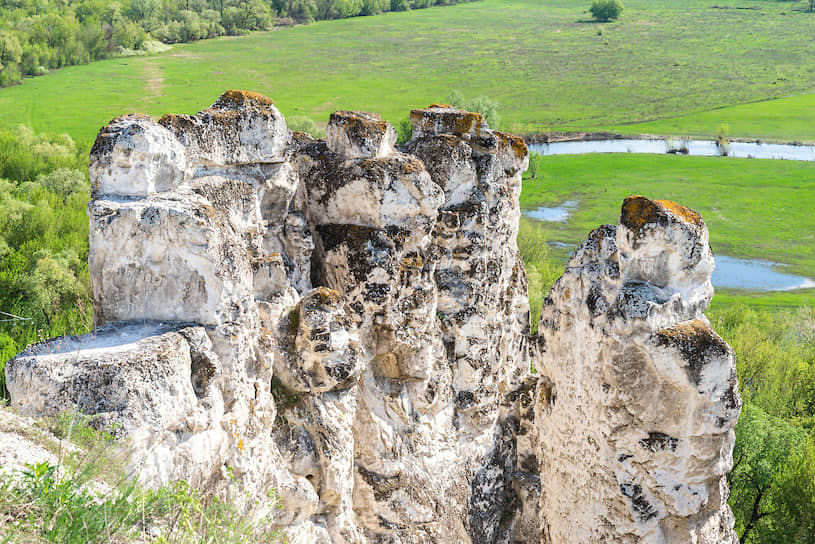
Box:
4 91 740 543
533 197 740 543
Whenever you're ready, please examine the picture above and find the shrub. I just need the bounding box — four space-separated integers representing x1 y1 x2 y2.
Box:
287 115 320 137
517 219 559 333
589 0 623 22
396 118 413 145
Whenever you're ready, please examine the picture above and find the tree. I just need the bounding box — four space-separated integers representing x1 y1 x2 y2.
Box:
589 0 623 22
728 403 809 543
0 31 23 85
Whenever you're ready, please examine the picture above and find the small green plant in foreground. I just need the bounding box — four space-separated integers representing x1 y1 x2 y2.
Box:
0 411 283 543
516 218 559 334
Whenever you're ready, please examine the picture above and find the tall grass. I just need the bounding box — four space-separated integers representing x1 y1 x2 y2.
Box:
0 411 284 543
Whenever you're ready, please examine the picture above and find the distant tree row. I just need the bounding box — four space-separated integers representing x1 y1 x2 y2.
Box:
0 0 475 87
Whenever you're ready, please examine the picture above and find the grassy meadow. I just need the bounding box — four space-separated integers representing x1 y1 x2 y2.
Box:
3 0 815 145
616 91 815 143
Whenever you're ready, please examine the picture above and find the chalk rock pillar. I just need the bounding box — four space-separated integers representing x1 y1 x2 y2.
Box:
533 196 741 544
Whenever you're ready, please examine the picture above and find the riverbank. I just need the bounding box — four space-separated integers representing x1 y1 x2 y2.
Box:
522 131 814 146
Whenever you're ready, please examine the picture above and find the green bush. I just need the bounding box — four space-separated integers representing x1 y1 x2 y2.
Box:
589 0 623 22
517 219 559 333
287 115 321 137
0 127 92 381
708 304 815 542
396 117 413 145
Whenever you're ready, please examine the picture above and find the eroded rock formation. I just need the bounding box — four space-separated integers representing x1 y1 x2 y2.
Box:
5 91 740 543
533 197 740 543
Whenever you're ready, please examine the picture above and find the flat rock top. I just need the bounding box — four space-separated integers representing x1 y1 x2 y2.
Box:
410 104 487 136
15 322 184 358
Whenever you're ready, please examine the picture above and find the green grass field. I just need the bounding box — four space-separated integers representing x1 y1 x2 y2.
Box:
520 153 815 307
4 0 815 146
615 92 815 143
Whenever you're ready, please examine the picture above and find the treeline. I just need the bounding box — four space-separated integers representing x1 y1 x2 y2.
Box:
0 125 91 395
0 0 474 87
711 305 815 543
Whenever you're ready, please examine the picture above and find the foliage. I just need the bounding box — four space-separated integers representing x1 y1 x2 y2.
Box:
0 126 83 182
0 410 283 543
706 305 815 543
717 122 730 156
8 0 815 142
711 305 815 422
516 218 558 333
527 151 540 179
0 125 91 401
727 404 809 543
287 114 322 137
589 0 623 22
396 117 413 145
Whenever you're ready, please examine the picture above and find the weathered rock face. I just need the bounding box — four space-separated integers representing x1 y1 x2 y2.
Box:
533 197 740 544
5 91 739 543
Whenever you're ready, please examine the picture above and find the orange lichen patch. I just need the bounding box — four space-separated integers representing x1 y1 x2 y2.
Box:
620 195 705 234
157 113 195 133
655 319 730 385
329 111 390 140
195 203 217 220
399 154 426 175
655 199 704 227
358 154 426 176
428 103 452 108
409 106 486 135
493 130 528 159
251 254 285 270
656 318 709 340
400 255 425 269
620 195 659 231
214 89 275 109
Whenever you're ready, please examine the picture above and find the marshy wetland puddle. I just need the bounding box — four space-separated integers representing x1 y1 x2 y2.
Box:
711 256 815 291
525 201 578 222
